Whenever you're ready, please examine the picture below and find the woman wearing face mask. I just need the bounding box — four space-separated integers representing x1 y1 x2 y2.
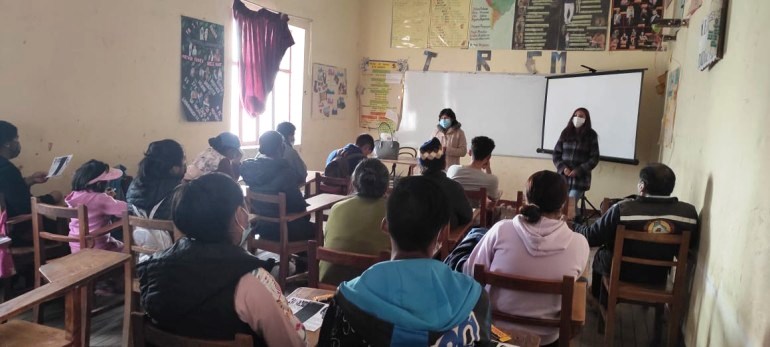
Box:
432 108 467 168
138 173 306 346
553 107 600 220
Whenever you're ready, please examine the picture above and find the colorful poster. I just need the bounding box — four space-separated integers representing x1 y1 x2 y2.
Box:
181 16 225 122
312 63 348 118
513 0 610 51
697 0 726 70
429 0 472 48
359 60 407 130
609 0 664 51
661 68 680 147
469 0 516 49
392 0 431 48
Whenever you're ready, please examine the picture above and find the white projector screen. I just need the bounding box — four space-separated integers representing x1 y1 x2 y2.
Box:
540 70 644 164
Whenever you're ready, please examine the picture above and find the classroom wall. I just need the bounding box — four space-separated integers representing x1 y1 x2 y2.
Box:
0 0 361 194
360 0 670 203
662 2 770 346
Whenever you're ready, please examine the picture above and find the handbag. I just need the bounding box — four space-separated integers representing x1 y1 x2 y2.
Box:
374 123 400 160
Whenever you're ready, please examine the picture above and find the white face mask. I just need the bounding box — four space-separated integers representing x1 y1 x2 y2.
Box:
573 116 586 128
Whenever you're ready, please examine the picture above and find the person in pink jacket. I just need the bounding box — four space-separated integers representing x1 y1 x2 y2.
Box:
65 160 127 253
464 170 589 346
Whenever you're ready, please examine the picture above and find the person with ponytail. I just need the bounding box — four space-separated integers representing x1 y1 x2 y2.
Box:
463 170 589 346
320 158 391 285
126 139 186 220
552 107 600 220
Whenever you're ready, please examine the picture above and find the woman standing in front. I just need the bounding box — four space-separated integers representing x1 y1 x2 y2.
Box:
552 107 599 220
432 108 467 168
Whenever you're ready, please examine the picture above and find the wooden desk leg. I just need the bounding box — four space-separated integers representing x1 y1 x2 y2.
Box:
65 287 83 347
315 210 324 247
122 262 132 347
81 283 93 347
408 165 414 176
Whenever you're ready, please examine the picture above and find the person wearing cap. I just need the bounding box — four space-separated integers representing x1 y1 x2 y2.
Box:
419 137 473 228
185 132 243 181
65 160 127 253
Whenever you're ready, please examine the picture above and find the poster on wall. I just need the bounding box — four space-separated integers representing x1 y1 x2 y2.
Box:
688 0 703 16
609 0 664 51
312 63 348 119
468 0 515 49
660 68 680 148
513 0 611 51
181 16 225 122
392 0 431 48
429 0 472 48
697 0 727 70
359 59 407 130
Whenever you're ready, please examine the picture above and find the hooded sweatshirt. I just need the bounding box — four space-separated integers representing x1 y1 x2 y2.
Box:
463 215 589 345
319 258 493 346
65 191 127 253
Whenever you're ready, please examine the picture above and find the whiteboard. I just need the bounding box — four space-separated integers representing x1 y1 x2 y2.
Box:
400 71 549 158
541 71 644 162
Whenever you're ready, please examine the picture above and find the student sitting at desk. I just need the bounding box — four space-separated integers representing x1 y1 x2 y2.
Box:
185 132 243 181
138 173 306 346
318 176 492 346
448 136 502 225
126 139 186 221
464 170 589 346
0 121 63 246
320 158 390 285
325 133 374 177
419 137 473 228
276 122 307 186
241 131 313 242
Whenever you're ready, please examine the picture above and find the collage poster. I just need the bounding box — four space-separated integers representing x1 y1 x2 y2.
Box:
181 16 224 122
609 0 664 51
513 0 610 51
359 60 407 130
468 0 515 49
312 63 348 118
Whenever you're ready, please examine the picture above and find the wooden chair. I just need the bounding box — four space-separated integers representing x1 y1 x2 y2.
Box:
307 240 388 290
464 187 489 227
313 172 351 196
601 226 692 347
245 191 310 289
131 312 253 346
121 210 176 347
473 264 576 347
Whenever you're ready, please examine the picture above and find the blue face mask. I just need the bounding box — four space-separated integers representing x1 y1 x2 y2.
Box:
439 119 452 129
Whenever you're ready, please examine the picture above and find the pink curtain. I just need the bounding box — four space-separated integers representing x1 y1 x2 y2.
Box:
233 0 295 116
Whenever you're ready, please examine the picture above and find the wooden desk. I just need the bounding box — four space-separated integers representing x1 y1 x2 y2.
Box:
301 194 348 247
379 158 419 176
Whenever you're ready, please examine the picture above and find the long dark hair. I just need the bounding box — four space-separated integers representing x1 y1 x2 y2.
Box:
559 107 596 141
137 140 185 180
72 159 110 192
519 170 567 223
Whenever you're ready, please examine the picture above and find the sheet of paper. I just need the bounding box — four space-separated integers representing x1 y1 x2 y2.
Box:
46 155 73 178
287 297 328 332
392 0 431 48
0 236 11 246
429 0 472 48
468 0 515 49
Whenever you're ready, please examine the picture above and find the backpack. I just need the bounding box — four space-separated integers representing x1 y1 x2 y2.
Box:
130 199 173 263
324 149 364 178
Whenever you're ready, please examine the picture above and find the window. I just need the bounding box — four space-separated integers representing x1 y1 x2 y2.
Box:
230 21 306 146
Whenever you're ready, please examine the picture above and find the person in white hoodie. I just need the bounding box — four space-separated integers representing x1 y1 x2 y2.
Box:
464 170 589 346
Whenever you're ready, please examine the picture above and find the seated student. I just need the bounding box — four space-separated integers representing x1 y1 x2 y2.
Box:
0 120 63 246
318 176 493 346
447 136 501 200
419 137 473 228
325 133 374 177
185 132 243 181
126 139 186 220
276 122 308 185
572 163 698 301
464 170 589 346
65 160 127 253
241 131 313 242
320 158 390 285
138 173 306 346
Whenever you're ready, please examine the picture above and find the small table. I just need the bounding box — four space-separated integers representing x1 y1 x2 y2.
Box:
379 158 419 176
301 193 348 246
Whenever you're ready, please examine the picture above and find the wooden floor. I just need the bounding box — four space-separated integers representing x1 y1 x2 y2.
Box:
10 293 665 347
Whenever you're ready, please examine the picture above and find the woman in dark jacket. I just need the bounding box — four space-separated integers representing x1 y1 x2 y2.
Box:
126 140 186 220
240 131 313 242
552 107 600 218
419 137 473 228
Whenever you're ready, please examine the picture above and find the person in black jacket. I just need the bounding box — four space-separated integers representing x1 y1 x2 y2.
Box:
126 139 186 220
0 121 62 246
419 137 473 228
241 131 313 242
